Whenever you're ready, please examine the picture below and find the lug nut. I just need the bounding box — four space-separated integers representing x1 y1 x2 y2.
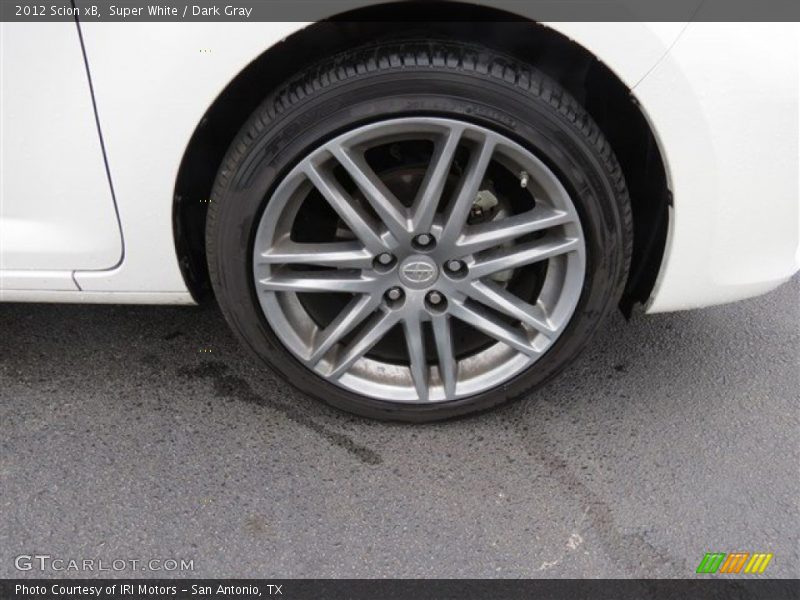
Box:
377 253 394 265
386 287 403 301
427 291 443 305
414 233 433 247
446 259 463 273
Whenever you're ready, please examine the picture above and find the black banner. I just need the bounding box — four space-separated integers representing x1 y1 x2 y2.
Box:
2 0 800 22
2 579 800 600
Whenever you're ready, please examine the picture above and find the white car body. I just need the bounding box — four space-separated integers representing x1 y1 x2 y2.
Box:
1 19 798 311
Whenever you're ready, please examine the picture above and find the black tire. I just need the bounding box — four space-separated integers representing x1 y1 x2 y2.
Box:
207 40 632 422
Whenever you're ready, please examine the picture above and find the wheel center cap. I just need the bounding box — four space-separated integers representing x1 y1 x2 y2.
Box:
398 255 439 289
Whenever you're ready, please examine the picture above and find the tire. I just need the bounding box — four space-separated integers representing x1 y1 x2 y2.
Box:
207 40 632 422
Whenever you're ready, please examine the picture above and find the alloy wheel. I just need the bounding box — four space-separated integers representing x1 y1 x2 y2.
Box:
252 117 585 403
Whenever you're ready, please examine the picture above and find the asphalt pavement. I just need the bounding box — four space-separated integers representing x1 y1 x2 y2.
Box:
1 275 798 578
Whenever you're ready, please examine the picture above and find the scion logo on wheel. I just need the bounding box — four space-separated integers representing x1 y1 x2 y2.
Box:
398 256 439 289
403 262 435 283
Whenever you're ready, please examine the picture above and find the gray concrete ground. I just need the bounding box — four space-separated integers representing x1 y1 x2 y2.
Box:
1 276 797 578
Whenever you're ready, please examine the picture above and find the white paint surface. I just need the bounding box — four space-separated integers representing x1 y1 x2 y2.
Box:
0 23 122 277
1 19 797 310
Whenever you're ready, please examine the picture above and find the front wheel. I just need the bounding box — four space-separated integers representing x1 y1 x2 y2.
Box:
207 40 632 422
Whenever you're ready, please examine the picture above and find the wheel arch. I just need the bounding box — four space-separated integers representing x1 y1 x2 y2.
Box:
173 2 671 312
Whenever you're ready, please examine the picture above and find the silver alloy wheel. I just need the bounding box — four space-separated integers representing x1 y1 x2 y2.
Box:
253 117 585 403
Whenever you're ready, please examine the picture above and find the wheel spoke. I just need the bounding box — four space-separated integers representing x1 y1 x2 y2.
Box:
456 206 572 255
259 241 374 270
258 271 376 294
431 314 457 400
330 310 399 378
438 133 497 246
303 162 387 253
466 280 557 338
328 144 410 243
411 125 464 233
307 294 380 365
449 300 540 357
403 315 429 401
469 235 580 280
